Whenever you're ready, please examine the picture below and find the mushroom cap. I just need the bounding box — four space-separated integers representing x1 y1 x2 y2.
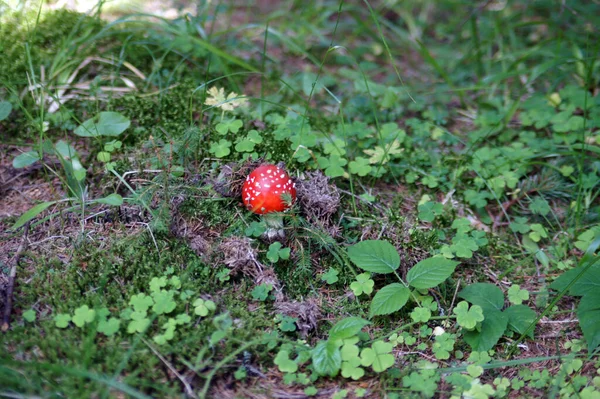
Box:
242 164 296 214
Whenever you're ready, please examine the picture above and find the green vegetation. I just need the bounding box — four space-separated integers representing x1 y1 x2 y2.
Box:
1 0 599 398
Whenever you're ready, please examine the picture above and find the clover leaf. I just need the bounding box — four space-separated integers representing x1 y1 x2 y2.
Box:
251 284 272 301
453 301 484 330
317 155 347 178
341 357 364 380
97 317 121 336
72 305 96 327
348 157 372 177
235 129 263 152
54 313 71 328
23 309 36 322
130 293 154 313
267 242 291 263
529 224 548 242
216 118 243 135
151 290 177 315
507 285 529 305
193 298 216 317
274 350 298 373
350 273 374 296
127 311 150 334
245 221 267 237
410 307 432 323
360 340 395 372
418 201 444 222
209 139 232 158
321 268 339 285
149 277 167 293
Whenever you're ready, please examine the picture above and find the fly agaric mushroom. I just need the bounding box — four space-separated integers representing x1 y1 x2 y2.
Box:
242 164 296 241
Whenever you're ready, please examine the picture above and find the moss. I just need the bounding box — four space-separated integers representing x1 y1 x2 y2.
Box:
0 10 105 85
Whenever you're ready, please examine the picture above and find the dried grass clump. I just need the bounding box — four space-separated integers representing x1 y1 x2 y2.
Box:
295 170 340 226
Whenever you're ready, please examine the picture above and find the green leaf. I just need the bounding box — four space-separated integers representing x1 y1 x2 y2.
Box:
72 305 96 327
274 350 298 373
347 240 400 274
23 309 36 322
360 341 395 372
54 313 71 328
97 151 111 163
453 301 484 330
369 283 410 317
549 262 600 297
129 293 154 313
312 340 341 377
74 112 130 137
13 151 40 168
193 298 216 316
12 201 57 230
267 242 290 263
244 221 267 237
410 307 432 323
0 101 13 121
251 284 272 301
507 285 529 305
127 311 151 334
151 290 176 315
321 268 339 284
407 256 459 289
95 193 124 206
458 283 505 313
329 317 370 341
97 317 121 336
504 305 536 339
418 201 444 222
350 273 374 296
577 291 600 354
463 309 508 351
209 139 232 158
348 156 372 176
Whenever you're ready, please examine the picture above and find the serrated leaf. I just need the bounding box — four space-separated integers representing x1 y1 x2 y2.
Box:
577 291 600 355
369 283 410 317
458 283 505 313
312 340 341 377
407 256 459 289
463 309 508 351
504 305 536 339
347 240 400 274
13 151 40 168
329 317 370 341
549 262 600 297
12 201 57 230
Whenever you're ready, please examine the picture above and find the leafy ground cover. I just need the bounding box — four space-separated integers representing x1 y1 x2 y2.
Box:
1 0 599 398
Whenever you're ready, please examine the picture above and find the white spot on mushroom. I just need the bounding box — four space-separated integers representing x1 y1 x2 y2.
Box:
255 182 261 188
261 207 266 212
267 169 272 174
280 174 285 178
293 183 296 188
264 184 270 188
276 184 281 188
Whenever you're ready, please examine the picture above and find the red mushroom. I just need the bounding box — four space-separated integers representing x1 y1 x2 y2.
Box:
242 164 296 240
